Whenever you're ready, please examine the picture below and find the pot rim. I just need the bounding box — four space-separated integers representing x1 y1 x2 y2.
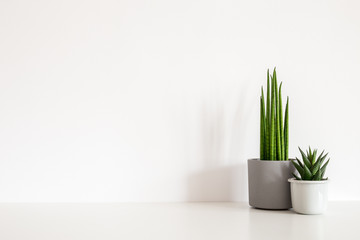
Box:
288 177 329 184
248 158 294 162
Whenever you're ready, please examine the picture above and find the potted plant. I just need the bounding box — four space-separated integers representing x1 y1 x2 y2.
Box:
248 68 294 209
289 147 330 214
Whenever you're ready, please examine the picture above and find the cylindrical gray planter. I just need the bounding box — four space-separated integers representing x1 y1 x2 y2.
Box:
248 159 294 210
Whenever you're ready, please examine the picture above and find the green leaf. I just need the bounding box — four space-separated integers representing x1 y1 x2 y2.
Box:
279 82 284 160
315 150 325 168
269 75 276 160
298 147 311 169
317 150 325 162
260 96 265 160
275 72 282 160
292 173 301 180
320 152 329 163
266 69 270 124
260 87 266 160
303 163 313 180
311 149 318 166
266 69 270 159
284 97 289 160
320 159 330 179
313 168 321 181
311 156 322 176
296 157 304 168
313 151 328 169
260 68 289 161
292 159 304 178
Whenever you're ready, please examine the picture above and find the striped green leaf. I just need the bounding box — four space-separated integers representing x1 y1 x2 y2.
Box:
279 82 284 160
269 75 276 160
260 93 265 160
284 97 289 160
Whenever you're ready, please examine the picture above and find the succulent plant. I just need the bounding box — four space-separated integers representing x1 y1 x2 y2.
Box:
260 68 289 160
291 147 330 181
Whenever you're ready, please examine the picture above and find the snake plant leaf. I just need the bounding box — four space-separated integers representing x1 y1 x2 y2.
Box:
299 147 311 169
279 82 284 160
284 97 289 160
269 75 276 160
260 93 266 160
266 69 270 127
259 68 289 161
266 69 270 159
275 74 282 160
260 97 264 159
292 159 304 177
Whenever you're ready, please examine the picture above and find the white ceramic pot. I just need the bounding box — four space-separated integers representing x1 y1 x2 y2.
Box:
288 178 328 215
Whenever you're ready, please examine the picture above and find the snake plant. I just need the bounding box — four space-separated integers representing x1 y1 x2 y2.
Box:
260 68 289 160
291 147 330 181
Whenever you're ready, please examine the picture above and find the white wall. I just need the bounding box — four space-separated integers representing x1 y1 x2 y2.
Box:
0 0 359 202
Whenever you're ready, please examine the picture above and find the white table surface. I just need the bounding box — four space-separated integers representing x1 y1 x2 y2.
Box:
0 202 358 240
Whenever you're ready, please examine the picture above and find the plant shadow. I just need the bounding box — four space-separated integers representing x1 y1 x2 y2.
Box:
186 87 251 201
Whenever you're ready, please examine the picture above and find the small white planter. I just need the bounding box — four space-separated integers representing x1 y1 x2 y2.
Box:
288 178 329 215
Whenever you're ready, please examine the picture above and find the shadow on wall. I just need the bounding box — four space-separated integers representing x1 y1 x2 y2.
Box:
186 86 252 201
187 165 247 201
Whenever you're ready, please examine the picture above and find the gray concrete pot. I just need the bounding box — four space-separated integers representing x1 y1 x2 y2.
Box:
248 158 294 210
